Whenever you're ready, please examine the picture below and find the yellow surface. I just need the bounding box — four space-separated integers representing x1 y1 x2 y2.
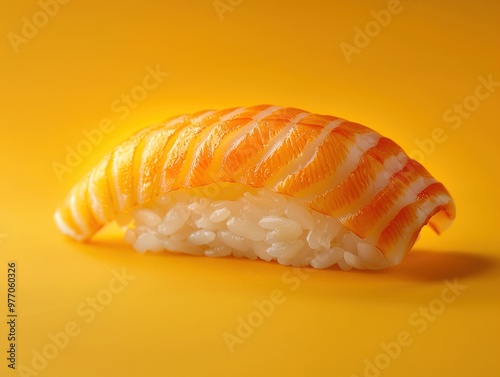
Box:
1 1 499 376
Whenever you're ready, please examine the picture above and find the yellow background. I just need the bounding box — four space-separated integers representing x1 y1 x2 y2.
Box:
1 1 499 376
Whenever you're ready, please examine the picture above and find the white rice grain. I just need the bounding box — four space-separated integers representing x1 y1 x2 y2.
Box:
338 257 353 271
134 233 163 253
187 230 216 245
266 240 304 258
344 251 365 270
157 204 189 235
250 241 274 262
257 189 288 212
227 217 265 241
209 207 231 223
311 247 344 269
195 215 221 231
133 208 161 227
285 201 315 230
217 230 250 251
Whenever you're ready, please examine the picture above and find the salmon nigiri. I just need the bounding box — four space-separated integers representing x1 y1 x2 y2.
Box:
54 105 455 270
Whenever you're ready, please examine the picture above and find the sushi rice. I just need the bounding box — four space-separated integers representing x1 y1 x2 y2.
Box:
119 183 389 270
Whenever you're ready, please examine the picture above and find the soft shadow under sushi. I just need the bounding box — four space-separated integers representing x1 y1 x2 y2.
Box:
379 250 497 281
74 236 497 282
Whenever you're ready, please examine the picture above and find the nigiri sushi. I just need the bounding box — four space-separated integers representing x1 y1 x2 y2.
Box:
54 105 455 270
